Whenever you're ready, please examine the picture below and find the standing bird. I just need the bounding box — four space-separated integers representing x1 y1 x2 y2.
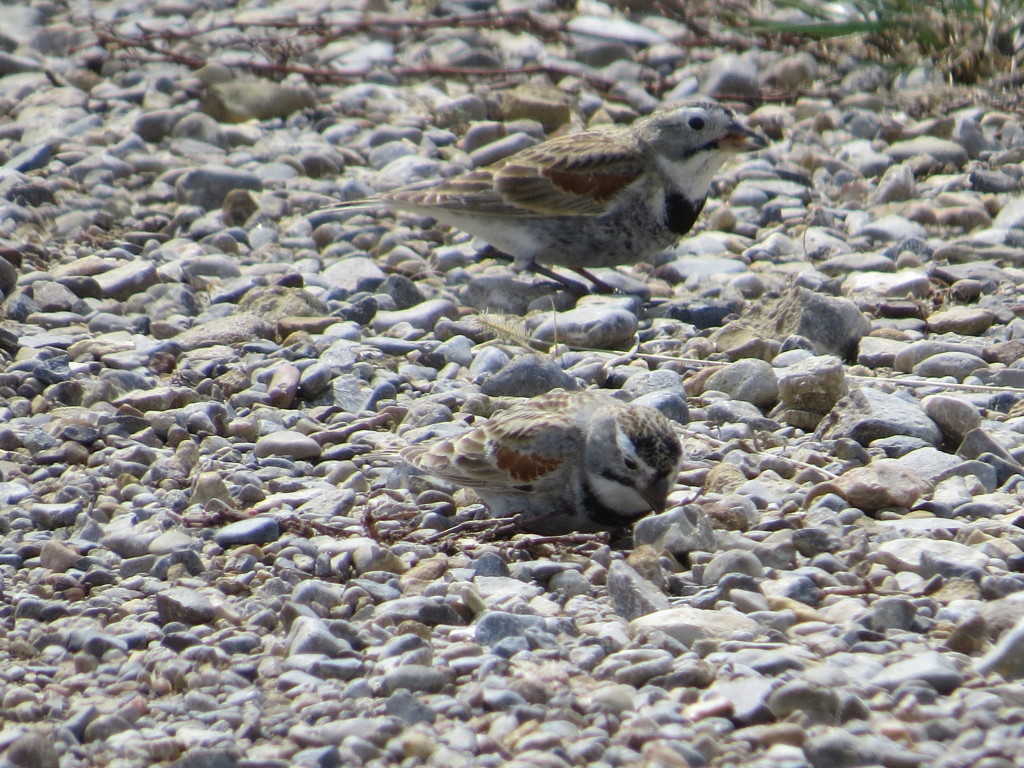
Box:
400 390 684 534
328 98 766 290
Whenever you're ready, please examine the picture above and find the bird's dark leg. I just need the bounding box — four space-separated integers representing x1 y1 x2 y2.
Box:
530 263 593 296
477 246 606 296
571 267 616 295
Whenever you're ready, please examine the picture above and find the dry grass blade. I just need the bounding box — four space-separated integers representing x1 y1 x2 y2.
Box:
470 310 642 360
472 312 538 350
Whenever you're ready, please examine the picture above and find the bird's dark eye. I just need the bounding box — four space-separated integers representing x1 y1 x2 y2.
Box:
624 457 638 471
688 116 706 131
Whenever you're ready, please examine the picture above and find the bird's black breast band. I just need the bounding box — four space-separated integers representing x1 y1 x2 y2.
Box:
664 193 705 235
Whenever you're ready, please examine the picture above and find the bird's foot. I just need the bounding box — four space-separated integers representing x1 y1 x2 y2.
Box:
478 246 618 296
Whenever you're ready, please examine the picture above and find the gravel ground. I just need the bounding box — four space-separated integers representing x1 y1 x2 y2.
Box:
3 2 1024 768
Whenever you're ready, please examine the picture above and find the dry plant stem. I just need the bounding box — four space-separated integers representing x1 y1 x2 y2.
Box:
97 28 604 85
134 10 564 43
181 507 357 539
91 8 758 94
276 514 361 539
421 516 525 544
309 410 397 446
511 532 609 548
92 24 625 91
98 9 745 52
684 429 840 481
847 373 1024 394
181 507 252 528
631 351 1024 397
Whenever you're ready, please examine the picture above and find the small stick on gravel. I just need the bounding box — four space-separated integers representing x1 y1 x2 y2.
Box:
420 516 525 544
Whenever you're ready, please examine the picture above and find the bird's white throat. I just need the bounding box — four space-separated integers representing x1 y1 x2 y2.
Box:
587 472 650 514
655 150 727 201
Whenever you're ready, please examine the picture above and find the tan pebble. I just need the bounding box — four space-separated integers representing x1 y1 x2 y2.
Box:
39 540 80 572
703 464 747 495
253 430 321 460
870 327 912 341
905 203 938 225
894 250 923 269
393 732 436 760
926 306 993 335
585 683 637 715
747 104 794 139
2 688 39 708
683 696 733 721
767 595 826 622
878 719 914 743
401 554 449 585
810 111 837 132
145 737 183 762
833 460 931 511
267 364 300 408
707 205 737 231
937 205 992 229
737 722 807 746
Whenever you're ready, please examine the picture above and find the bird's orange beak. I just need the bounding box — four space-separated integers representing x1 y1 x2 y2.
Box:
719 122 768 152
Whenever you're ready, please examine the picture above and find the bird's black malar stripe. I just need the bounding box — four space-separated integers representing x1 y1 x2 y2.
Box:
599 469 634 487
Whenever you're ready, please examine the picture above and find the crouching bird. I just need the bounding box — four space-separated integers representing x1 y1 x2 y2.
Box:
401 391 684 535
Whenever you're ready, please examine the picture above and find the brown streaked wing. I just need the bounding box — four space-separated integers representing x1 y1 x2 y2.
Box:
382 171 532 217
491 443 562 484
493 129 646 216
474 403 582 487
401 429 493 481
402 400 585 491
